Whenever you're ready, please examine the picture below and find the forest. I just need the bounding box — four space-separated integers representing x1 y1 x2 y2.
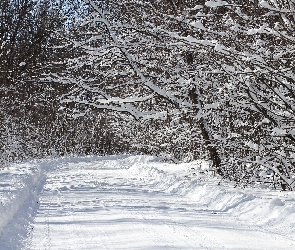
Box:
1 0 295 190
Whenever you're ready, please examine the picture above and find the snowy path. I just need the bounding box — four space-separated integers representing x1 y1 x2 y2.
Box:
1 156 295 249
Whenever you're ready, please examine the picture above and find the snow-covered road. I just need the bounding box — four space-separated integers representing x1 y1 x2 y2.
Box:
1 156 295 249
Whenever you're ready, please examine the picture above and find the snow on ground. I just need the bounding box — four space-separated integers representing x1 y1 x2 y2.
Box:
0 155 295 249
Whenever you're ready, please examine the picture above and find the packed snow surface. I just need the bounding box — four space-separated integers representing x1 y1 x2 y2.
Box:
1 155 295 249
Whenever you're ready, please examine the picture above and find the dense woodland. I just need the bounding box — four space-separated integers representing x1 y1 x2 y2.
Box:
1 0 295 190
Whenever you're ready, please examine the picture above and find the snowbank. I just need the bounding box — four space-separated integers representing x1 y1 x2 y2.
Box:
0 155 134 238
128 156 295 236
1 155 295 243
0 163 42 237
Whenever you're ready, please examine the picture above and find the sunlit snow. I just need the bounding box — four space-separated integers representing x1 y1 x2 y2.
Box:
1 156 295 249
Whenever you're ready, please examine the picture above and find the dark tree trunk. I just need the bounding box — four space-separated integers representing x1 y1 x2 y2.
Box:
189 87 223 176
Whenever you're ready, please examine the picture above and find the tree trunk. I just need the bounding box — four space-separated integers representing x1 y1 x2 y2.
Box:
189 87 223 176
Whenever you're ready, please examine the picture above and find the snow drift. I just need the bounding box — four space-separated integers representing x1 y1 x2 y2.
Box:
1 155 295 249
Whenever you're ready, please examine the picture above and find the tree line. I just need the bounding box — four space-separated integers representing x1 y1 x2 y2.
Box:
1 0 295 190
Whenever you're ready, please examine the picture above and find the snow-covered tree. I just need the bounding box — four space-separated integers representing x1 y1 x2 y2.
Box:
51 0 295 189
3 0 293 190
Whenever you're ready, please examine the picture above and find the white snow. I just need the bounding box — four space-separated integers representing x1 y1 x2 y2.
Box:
247 141 259 150
190 21 206 30
1 155 295 249
272 127 287 135
205 1 229 8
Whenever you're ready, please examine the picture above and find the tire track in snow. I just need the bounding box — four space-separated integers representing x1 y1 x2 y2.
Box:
129 189 228 250
123 158 295 250
28 162 112 250
117 168 228 249
20 156 295 249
